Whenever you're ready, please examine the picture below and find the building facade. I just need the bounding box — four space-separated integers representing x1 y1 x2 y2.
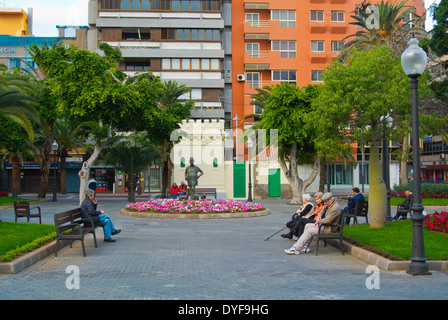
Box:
231 0 426 195
87 0 231 122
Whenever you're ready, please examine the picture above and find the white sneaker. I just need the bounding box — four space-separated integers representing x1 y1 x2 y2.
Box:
284 247 301 255
301 246 311 253
292 236 299 241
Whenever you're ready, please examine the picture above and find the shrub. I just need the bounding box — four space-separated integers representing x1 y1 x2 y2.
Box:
393 183 448 198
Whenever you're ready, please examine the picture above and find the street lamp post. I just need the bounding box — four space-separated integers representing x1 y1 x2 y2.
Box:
233 114 240 162
247 137 253 202
51 140 58 202
401 38 431 276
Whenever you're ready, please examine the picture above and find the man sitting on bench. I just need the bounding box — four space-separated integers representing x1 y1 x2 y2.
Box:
393 190 413 220
81 189 121 242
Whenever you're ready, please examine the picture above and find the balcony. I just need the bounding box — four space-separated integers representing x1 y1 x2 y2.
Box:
310 52 328 63
243 50 270 64
310 22 327 33
244 0 269 10
244 20 270 40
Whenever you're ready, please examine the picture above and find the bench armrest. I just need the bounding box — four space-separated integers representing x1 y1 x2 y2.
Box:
30 206 41 214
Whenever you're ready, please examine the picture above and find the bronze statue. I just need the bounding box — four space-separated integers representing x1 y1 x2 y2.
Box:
184 157 203 200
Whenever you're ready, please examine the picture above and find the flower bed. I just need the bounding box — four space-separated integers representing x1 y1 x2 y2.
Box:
125 198 266 214
424 211 448 233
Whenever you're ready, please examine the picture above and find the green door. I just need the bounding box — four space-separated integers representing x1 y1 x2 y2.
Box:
233 161 246 198
268 168 281 197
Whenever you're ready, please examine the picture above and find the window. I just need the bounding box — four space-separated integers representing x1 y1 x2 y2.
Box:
141 0 150 10
331 41 344 52
172 58 180 69
161 29 175 39
272 70 296 84
182 59 190 70
310 10 324 22
100 0 120 9
311 70 324 82
331 11 344 22
172 0 181 10
272 40 296 58
161 28 219 41
246 43 260 57
131 0 140 10
311 41 325 52
122 0 131 10
246 13 259 27
161 58 220 70
125 61 150 71
271 10 296 28
246 72 260 88
191 59 200 69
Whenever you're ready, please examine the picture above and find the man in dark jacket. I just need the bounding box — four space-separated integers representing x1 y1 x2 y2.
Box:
342 187 365 224
81 189 121 242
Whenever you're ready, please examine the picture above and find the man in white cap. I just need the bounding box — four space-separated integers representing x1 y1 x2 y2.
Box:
284 192 341 255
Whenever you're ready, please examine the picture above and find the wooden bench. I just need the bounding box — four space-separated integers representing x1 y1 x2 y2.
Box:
54 208 100 257
344 200 369 225
165 187 217 199
396 197 413 219
14 201 42 224
314 213 346 256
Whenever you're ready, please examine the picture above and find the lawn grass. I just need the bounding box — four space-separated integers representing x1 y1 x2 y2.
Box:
0 196 39 206
343 220 448 261
363 196 448 207
0 222 56 262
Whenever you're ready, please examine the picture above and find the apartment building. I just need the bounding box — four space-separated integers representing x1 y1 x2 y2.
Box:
232 0 426 194
87 0 231 122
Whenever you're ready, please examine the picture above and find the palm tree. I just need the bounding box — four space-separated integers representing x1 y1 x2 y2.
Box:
340 0 424 60
157 80 192 198
0 64 41 140
102 131 162 200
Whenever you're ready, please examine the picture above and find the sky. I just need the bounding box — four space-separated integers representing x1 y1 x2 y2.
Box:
3 0 441 36
5 0 89 37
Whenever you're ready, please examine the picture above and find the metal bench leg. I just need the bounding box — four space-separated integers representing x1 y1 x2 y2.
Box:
55 238 60 257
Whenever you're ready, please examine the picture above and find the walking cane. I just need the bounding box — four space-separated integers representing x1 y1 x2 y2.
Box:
264 227 287 241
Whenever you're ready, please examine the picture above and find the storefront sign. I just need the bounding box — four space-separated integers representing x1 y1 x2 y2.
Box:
0 47 16 54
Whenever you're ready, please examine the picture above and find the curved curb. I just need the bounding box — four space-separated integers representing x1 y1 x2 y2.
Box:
119 208 271 219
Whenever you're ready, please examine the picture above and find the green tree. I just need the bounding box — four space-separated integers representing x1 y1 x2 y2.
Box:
148 80 193 198
311 45 412 228
28 43 170 203
102 131 162 200
250 83 321 204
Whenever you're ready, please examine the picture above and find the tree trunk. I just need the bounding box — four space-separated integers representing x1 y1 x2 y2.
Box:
38 133 52 198
78 145 102 205
368 124 387 228
11 155 21 194
60 152 67 194
278 142 320 205
319 158 326 192
399 135 410 185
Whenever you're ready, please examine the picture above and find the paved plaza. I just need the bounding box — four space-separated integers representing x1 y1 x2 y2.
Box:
0 194 447 302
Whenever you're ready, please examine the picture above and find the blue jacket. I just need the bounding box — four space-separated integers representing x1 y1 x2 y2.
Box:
347 193 365 213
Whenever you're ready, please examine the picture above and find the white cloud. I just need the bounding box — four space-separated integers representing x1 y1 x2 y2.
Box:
5 0 89 36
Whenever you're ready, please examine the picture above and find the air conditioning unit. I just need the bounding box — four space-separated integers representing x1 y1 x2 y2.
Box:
237 74 246 81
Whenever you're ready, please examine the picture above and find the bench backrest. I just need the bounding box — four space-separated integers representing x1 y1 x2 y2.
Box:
14 201 30 215
354 201 368 217
54 208 83 233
